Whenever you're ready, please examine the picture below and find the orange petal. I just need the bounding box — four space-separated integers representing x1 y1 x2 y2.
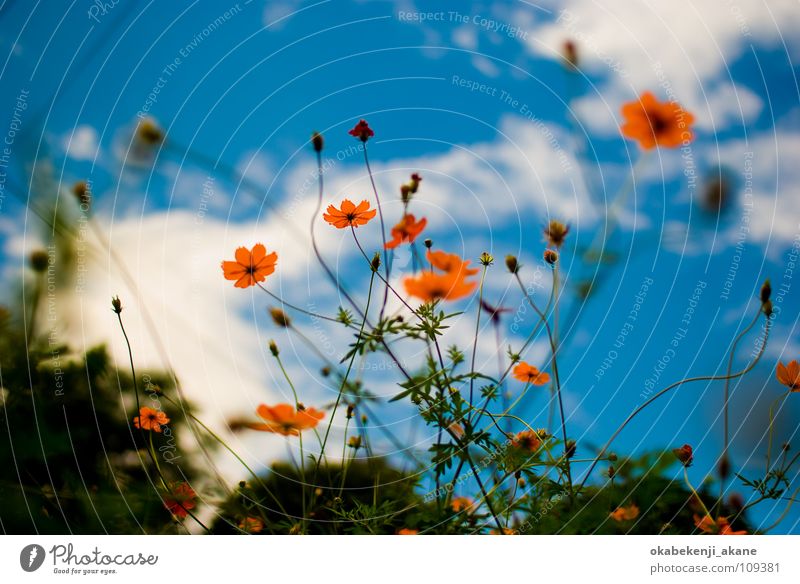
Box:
234 246 251 265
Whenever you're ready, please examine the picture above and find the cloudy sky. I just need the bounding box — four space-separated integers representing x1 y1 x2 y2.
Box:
1 0 799 531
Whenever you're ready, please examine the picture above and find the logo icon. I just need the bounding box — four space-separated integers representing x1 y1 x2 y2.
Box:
19 544 45 572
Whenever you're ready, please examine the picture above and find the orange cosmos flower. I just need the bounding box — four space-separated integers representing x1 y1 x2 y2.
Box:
385 214 427 249
397 528 418 535
163 482 197 519
404 271 476 303
403 249 478 302
609 503 639 522
512 362 551 385
776 360 800 391
133 407 170 433
247 403 325 436
694 515 747 535
221 244 278 289
323 199 377 229
512 430 542 452
239 517 264 533
427 250 479 277
451 496 475 514
620 91 695 150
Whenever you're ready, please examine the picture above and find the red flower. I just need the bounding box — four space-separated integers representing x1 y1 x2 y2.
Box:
672 444 694 467
348 119 374 142
164 483 197 519
385 214 427 249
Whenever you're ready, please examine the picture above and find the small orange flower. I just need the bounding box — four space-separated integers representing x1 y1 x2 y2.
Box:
404 271 476 303
247 403 325 436
490 527 517 535
239 517 264 533
323 199 377 229
397 528 418 535
620 91 695 150
133 407 170 433
164 482 197 519
403 250 478 303
427 250 479 277
694 514 747 535
776 360 800 391
610 503 639 522
451 496 475 514
221 244 278 289
512 362 551 385
512 430 542 452
385 214 427 249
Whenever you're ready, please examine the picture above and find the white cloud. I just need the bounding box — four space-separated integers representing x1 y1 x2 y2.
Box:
63 125 99 161
522 0 800 132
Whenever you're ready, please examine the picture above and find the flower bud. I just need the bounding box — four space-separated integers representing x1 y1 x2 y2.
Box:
268 340 279 356
347 435 362 449
29 250 49 273
544 220 569 248
762 299 773 317
607 465 615 479
137 118 163 146
505 255 519 274
760 279 771 304
479 252 494 266
346 404 355 419
370 252 381 272
607 452 618 462
562 40 579 69
311 131 324 152
543 249 558 265
321 366 331 377
672 443 693 467
565 440 576 459
269 307 291 327
718 454 731 480
72 180 91 209
111 296 123 314
424 238 433 249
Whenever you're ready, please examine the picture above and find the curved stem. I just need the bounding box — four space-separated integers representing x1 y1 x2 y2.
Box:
468 266 489 415
578 314 770 491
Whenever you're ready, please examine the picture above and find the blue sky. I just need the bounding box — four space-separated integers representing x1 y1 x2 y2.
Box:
2 0 800 532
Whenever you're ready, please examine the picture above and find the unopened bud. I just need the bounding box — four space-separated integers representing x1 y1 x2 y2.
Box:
424 238 433 249
111 296 123 314
543 249 558 265
371 252 381 272
505 255 519 274
268 340 279 356
762 300 773 317
29 250 49 273
311 131 324 152
269 307 291 327
760 279 772 304
562 40 579 69
346 404 355 419
72 181 91 209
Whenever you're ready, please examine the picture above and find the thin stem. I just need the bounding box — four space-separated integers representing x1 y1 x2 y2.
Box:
312 271 376 482
257 283 347 325
514 272 573 500
720 310 761 505
468 266 489 416
765 391 790 476
362 143 391 320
